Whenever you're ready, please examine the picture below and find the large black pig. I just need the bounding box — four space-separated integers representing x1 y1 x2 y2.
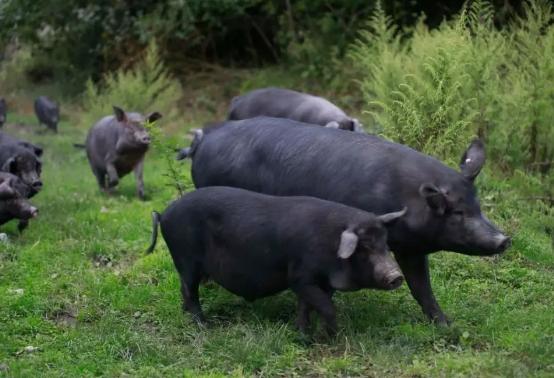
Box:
188 117 511 325
228 87 364 132
147 186 406 335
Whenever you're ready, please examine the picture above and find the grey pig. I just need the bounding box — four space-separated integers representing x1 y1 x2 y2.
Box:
228 87 364 132
85 106 162 199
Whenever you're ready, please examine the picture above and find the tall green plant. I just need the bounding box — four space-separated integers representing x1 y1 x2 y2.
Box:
351 0 554 176
82 43 181 128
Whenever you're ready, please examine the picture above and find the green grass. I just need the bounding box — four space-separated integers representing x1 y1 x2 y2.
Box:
0 108 553 377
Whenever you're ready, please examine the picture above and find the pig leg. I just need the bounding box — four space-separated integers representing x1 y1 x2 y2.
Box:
105 155 119 188
294 285 337 336
179 262 205 324
133 159 145 200
395 253 449 326
295 299 313 334
18 220 29 233
92 168 109 194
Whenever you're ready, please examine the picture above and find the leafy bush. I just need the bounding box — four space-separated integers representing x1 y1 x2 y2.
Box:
0 46 33 96
0 0 480 86
351 0 554 175
81 42 182 130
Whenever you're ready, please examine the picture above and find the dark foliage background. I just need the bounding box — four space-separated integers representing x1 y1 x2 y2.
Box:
0 0 523 83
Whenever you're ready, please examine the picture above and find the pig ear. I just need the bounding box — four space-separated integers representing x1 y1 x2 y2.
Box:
337 229 359 259
146 112 162 123
2 157 17 174
33 146 43 157
419 184 447 216
0 180 16 199
113 106 127 122
378 207 407 225
460 139 486 181
325 121 340 129
20 142 43 157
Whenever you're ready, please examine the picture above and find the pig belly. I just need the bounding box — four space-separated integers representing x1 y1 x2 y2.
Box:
114 154 142 176
203 248 289 301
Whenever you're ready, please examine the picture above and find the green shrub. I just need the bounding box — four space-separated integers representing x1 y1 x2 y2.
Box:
351 0 554 174
81 42 182 130
0 46 33 96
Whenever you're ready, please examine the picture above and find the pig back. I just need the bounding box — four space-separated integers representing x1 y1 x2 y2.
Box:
160 187 361 300
85 116 121 165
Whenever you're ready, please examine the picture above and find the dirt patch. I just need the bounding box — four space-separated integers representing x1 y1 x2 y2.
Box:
55 312 77 328
48 308 78 328
92 254 113 268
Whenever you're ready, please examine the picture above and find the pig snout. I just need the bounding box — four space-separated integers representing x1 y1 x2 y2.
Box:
383 269 404 290
140 135 151 145
32 180 43 190
494 234 511 253
30 206 39 218
467 215 512 255
374 255 404 290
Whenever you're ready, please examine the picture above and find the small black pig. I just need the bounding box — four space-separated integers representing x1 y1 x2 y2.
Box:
0 172 38 232
0 141 43 197
34 96 60 132
147 186 406 336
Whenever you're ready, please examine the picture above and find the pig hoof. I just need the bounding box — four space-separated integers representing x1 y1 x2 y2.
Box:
324 326 338 339
17 220 29 233
108 179 119 188
191 315 206 327
295 331 313 346
431 314 451 327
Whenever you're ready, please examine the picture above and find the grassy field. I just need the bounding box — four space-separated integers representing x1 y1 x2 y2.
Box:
0 104 553 377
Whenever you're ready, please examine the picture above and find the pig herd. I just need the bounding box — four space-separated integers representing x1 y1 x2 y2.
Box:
0 87 511 337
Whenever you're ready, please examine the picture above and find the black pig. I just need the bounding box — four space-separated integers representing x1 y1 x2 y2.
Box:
188 117 511 325
0 132 43 158
147 186 406 336
34 96 60 132
0 172 38 232
0 141 43 197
